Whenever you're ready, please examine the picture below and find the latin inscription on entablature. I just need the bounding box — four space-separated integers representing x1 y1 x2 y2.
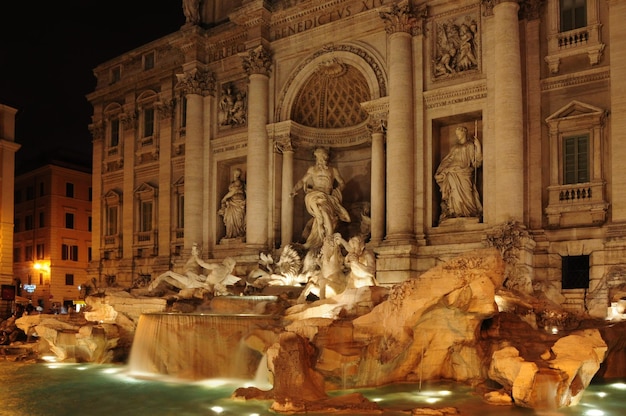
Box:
212 138 248 155
424 81 487 110
271 0 389 41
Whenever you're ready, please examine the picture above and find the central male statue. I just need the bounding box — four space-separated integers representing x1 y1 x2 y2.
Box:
291 147 350 249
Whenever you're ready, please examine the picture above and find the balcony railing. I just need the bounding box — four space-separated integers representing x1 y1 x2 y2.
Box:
545 181 608 228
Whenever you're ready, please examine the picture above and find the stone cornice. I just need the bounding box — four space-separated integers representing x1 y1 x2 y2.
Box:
424 80 487 109
540 67 610 92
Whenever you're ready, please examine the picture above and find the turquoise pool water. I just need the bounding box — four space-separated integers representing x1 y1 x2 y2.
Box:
0 361 624 416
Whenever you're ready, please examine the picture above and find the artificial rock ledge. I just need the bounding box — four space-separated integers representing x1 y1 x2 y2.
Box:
17 248 613 413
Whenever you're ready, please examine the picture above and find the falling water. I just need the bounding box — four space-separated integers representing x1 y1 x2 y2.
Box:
127 312 280 381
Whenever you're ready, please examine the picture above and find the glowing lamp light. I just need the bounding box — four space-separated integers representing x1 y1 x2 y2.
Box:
33 261 51 273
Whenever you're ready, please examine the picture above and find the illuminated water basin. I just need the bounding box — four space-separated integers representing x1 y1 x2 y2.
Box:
0 361 624 416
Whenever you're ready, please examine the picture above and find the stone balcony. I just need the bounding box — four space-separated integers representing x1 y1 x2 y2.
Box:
545 181 608 228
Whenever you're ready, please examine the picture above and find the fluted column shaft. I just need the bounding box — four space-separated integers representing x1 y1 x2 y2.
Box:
381 5 416 241
494 0 524 223
607 0 626 221
279 142 294 246
243 46 272 249
184 93 204 248
371 129 385 243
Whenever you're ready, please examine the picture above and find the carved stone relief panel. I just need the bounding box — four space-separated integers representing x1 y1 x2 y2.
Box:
218 81 248 131
432 11 481 80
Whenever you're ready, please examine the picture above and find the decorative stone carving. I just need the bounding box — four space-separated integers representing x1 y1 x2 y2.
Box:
89 121 104 141
379 3 419 35
156 99 175 119
119 111 137 129
241 45 273 76
218 83 247 128
175 68 216 96
433 13 480 78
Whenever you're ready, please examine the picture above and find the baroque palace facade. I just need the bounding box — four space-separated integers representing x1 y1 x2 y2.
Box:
87 0 625 318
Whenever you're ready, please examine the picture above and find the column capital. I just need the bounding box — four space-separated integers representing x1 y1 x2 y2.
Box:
120 111 137 129
519 0 544 20
89 121 104 141
156 99 176 119
175 68 216 96
275 136 295 154
379 2 426 36
241 45 273 76
482 0 521 17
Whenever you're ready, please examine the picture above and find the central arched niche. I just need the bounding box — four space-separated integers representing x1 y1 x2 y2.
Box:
291 59 370 128
283 51 383 244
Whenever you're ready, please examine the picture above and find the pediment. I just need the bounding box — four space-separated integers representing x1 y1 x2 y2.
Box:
103 189 121 203
546 100 605 122
173 176 184 187
134 182 157 194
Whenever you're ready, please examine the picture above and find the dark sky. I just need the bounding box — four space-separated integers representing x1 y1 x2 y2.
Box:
0 0 185 167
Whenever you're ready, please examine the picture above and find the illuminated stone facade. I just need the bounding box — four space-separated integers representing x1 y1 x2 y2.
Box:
87 0 626 318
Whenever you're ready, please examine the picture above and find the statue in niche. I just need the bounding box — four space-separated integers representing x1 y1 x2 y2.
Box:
219 84 247 127
218 168 246 239
291 147 351 249
435 125 483 223
182 0 202 25
147 243 240 296
434 17 479 77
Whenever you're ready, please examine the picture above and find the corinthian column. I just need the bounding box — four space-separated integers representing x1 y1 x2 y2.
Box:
380 3 417 242
176 68 215 250
276 138 294 247
607 0 626 222
242 45 272 249
493 0 524 223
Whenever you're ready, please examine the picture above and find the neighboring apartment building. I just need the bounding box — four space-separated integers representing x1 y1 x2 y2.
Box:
13 152 92 312
0 104 20 284
86 0 625 318
0 104 20 317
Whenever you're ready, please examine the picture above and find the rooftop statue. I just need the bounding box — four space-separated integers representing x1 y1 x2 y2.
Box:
290 147 350 249
182 0 202 25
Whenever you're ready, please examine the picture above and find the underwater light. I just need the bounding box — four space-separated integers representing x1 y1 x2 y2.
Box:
595 391 607 398
584 409 604 416
610 382 626 390
210 406 225 414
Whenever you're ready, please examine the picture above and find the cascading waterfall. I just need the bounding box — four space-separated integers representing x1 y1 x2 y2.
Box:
127 312 280 381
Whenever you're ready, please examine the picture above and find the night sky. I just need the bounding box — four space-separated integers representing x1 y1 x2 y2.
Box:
0 0 185 168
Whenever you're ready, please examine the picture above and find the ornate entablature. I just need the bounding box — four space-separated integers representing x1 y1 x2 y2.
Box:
212 133 248 155
267 120 371 150
423 80 487 110
431 6 481 81
361 97 389 134
267 0 396 42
